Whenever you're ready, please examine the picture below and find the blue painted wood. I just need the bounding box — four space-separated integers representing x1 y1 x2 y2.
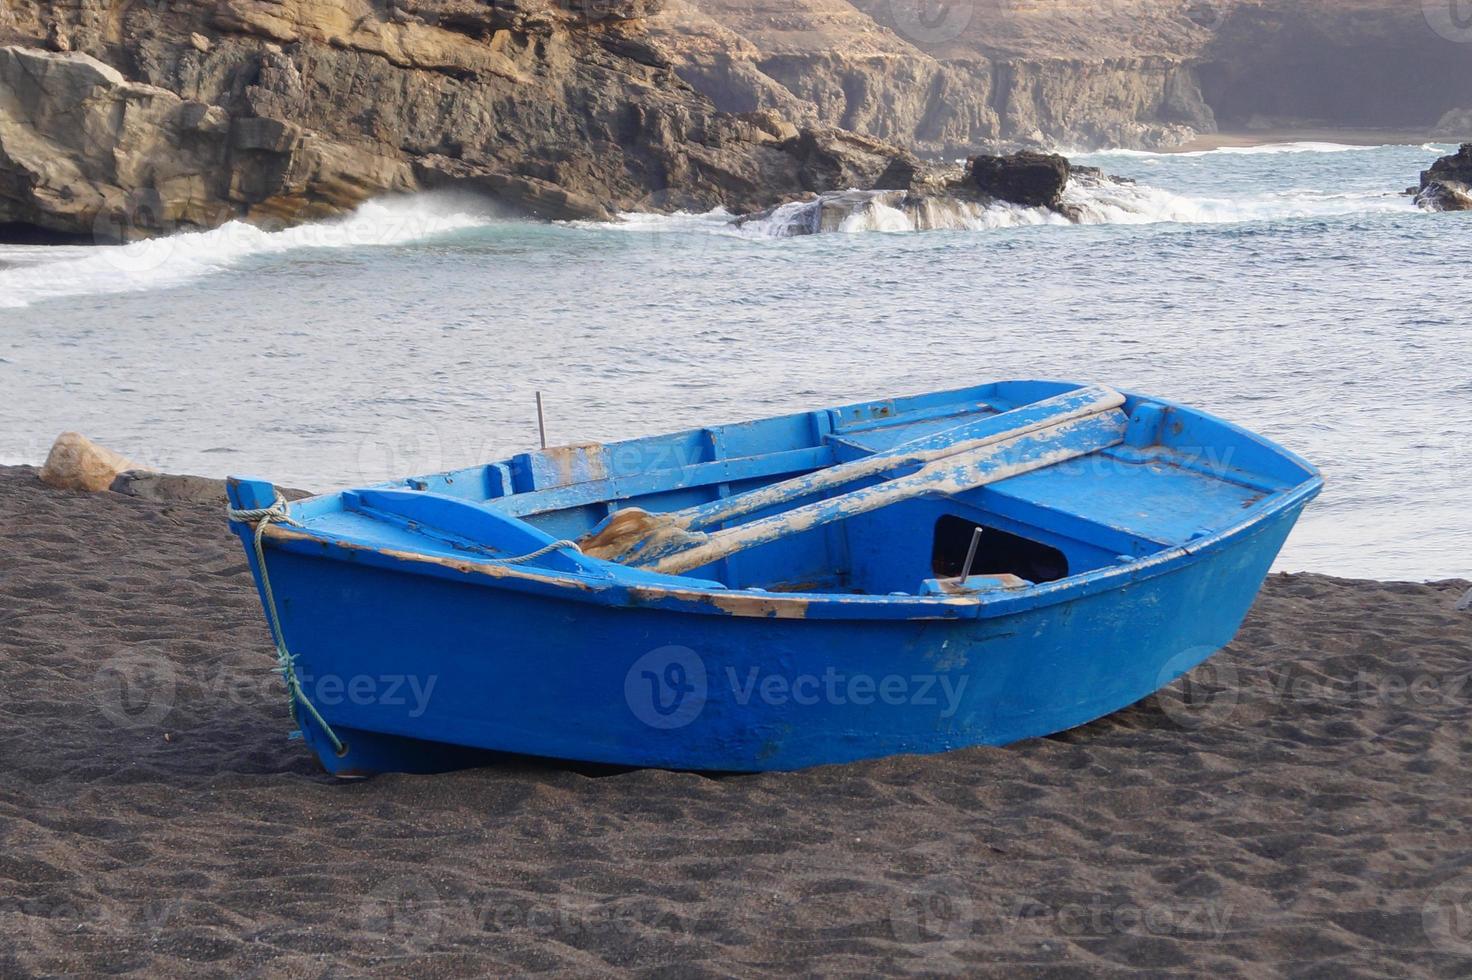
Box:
225 380 1322 776
588 384 1123 547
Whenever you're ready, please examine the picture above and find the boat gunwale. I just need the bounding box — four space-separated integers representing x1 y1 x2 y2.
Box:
238 383 1324 622
252 477 1321 622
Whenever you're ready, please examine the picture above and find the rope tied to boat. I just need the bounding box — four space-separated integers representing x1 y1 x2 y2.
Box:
226 495 347 756
484 538 583 565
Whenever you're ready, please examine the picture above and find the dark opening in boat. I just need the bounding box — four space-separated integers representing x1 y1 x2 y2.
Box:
931 515 1069 583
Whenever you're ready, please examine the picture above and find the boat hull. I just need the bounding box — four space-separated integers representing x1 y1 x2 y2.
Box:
247 497 1308 775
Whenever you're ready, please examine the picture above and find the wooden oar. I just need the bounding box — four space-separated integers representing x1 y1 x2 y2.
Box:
581 385 1124 564
638 408 1130 576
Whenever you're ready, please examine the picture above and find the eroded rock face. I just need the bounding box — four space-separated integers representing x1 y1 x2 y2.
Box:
648 0 1467 154
39 433 145 493
1417 144 1472 212
0 0 919 238
0 45 414 241
644 0 1209 154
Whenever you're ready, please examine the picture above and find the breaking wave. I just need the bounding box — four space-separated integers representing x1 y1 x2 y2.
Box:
0 160 1430 306
1057 179 1414 226
1078 141 1393 159
0 195 494 309
600 177 1420 238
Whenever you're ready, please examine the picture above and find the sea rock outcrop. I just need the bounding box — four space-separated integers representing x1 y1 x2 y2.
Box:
0 0 920 240
733 151 1113 235
968 152 1069 210
1416 144 1472 213
39 433 145 493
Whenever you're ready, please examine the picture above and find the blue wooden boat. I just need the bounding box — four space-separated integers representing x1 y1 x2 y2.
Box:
226 380 1321 776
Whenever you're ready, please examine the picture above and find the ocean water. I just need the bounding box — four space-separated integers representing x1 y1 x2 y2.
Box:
2 142 1467 580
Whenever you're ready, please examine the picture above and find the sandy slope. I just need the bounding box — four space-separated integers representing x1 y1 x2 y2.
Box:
1 464 1469 977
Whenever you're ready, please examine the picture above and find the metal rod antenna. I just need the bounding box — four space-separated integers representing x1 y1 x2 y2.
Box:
535 391 547 449
959 527 984 582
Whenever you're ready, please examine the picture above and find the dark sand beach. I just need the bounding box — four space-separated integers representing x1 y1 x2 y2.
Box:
2 463 1469 977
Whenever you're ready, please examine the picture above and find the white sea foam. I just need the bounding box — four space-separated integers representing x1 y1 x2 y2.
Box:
736 193 1072 236
1078 141 1382 159
1058 180 1414 226
614 177 1420 238
0 166 1429 304
0 195 493 309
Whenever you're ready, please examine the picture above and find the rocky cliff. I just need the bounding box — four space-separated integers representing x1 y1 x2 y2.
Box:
645 0 1213 153
0 0 921 240
648 0 1472 155
3 0 1467 242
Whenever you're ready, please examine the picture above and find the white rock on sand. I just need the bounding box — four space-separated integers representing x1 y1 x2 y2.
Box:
38 432 145 492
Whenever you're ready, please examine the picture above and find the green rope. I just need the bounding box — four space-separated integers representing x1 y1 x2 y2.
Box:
227 495 347 756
